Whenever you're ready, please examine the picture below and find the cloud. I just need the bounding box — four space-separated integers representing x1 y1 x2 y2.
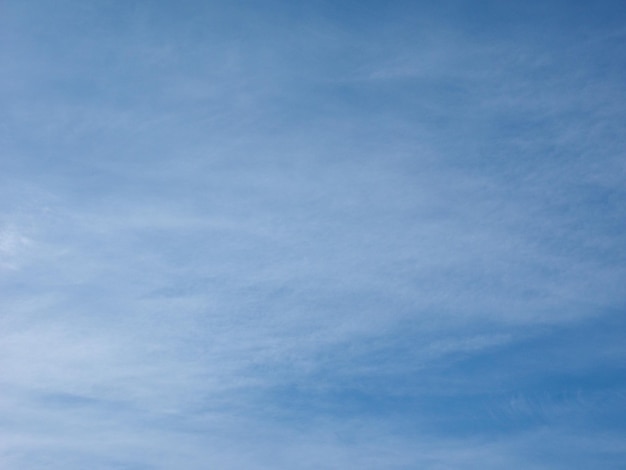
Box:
1 0 625 468
0 226 31 270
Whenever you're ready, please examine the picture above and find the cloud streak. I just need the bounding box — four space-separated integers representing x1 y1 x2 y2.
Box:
1 0 625 468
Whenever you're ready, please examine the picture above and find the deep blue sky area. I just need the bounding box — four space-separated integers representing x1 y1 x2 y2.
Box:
1 1 625 468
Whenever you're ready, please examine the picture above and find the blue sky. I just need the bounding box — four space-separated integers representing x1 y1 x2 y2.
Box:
1 1 625 468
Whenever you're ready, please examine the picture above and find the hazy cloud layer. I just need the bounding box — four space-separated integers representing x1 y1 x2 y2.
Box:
1 1 625 468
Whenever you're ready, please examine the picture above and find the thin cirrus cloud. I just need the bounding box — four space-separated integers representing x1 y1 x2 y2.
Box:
1 1 625 468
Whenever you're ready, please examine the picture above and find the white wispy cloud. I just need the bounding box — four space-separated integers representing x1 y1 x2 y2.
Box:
1 1 625 468
0 226 31 270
